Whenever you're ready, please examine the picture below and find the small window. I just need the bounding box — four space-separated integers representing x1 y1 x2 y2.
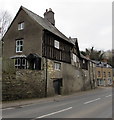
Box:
16 39 23 52
83 60 85 64
54 62 61 70
98 71 100 77
18 22 24 30
104 72 106 77
54 40 59 49
108 72 111 77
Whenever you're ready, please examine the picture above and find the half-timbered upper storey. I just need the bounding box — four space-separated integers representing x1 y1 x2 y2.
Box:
3 6 80 70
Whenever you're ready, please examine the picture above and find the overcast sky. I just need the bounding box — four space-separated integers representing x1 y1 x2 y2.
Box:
0 0 112 51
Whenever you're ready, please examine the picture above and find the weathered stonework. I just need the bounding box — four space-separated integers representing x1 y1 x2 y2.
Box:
2 70 46 101
2 57 96 101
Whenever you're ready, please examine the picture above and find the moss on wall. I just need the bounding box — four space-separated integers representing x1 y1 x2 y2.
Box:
2 70 46 101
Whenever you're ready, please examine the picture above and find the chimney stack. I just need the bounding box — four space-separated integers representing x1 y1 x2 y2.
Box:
44 8 55 26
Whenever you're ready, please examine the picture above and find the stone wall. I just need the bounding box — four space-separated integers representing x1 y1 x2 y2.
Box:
2 70 46 101
62 63 91 95
46 59 92 96
2 58 95 101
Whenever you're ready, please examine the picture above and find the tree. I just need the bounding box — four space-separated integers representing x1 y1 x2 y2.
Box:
104 50 114 68
81 47 105 61
0 11 12 39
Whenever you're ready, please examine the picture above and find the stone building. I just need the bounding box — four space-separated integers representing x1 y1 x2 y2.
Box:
2 6 96 100
95 61 112 86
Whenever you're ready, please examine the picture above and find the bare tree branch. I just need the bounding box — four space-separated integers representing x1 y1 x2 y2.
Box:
0 11 12 39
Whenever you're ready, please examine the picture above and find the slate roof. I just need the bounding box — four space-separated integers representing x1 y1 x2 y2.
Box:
21 6 72 44
92 60 112 68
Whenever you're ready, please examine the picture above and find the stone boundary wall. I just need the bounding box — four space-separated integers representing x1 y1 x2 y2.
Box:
2 58 96 101
2 70 46 101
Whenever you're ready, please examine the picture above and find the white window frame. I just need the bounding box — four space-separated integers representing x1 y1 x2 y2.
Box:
15 58 26 69
54 40 59 49
73 53 77 62
54 62 61 70
18 22 24 30
15 58 21 68
16 39 23 53
22 58 26 68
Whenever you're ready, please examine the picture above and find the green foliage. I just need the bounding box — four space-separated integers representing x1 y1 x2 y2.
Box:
81 48 114 68
81 47 105 61
105 50 114 68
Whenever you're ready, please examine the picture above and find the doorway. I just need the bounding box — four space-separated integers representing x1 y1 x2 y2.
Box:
53 79 62 95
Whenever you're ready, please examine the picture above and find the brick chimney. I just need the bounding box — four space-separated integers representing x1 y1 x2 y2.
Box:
44 8 55 26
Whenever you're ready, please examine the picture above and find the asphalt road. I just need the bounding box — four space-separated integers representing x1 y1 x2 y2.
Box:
2 87 112 119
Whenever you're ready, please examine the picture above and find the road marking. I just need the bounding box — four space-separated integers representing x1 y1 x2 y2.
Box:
105 95 112 97
2 107 14 110
84 98 101 104
36 107 72 118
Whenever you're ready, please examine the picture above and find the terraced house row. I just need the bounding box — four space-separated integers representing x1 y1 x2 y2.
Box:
2 6 112 101
95 61 112 86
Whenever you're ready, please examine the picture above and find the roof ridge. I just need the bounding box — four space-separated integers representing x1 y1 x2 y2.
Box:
21 6 44 19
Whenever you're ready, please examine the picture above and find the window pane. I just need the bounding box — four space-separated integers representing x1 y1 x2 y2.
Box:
18 59 20 65
16 46 20 52
18 22 24 30
16 41 20 45
15 59 18 65
20 40 23 45
22 59 26 65
20 46 23 51
21 23 24 29
15 58 20 66
54 40 59 49
54 62 61 70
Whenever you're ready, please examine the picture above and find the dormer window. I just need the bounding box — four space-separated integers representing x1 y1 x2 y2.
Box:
54 40 59 49
18 22 24 30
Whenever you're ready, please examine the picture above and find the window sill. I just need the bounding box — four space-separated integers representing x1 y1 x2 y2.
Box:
16 51 23 53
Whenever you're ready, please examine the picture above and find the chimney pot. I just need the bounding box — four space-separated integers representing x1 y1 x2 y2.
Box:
44 8 55 26
49 8 52 11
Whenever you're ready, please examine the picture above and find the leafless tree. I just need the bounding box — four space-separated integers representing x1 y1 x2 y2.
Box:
0 11 12 39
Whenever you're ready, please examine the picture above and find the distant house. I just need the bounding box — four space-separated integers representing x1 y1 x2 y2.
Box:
2 6 96 100
95 61 112 86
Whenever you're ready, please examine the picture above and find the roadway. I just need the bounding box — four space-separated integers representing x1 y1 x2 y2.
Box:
2 87 112 119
